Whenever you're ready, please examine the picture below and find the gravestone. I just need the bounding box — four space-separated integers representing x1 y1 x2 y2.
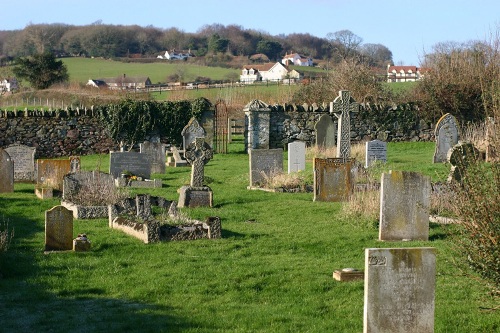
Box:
364 247 436 333
109 152 152 179
313 157 354 202
181 117 206 151
244 100 271 151
63 170 115 201
36 159 72 191
446 142 479 183
365 140 387 168
332 90 358 159
140 141 166 174
5 144 36 182
248 148 283 187
379 171 431 241
200 110 215 149
288 141 306 173
45 205 74 251
0 149 14 193
433 113 459 163
178 137 214 208
314 114 336 150
69 156 81 173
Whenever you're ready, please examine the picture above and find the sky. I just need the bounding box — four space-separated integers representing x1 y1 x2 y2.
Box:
2 0 499 66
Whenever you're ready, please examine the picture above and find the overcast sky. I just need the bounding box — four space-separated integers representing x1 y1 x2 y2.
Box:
2 0 499 65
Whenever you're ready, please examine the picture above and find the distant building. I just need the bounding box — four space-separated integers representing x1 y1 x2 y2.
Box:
86 75 152 89
157 49 194 60
281 52 313 67
386 65 428 82
0 77 18 92
240 62 300 83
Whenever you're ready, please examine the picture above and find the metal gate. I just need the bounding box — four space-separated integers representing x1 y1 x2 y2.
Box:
214 99 228 154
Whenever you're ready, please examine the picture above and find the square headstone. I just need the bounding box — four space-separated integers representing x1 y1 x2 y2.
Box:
365 140 387 168
379 171 431 241
313 158 354 202
288 141 306 173
109 152 152 179
140 141 166 174
36 159 71 191
45 205 74 251
0 149 14 193
364 247 436 333
248 148 283 187
5 144 36 182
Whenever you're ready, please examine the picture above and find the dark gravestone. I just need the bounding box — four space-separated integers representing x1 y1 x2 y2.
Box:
109 152 152 179
0 149 14 193
140 141 166 174
314 114 335 150
433 113 459 163
365 140 387 168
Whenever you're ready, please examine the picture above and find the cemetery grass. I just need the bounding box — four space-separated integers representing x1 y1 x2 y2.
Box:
0 141 499 332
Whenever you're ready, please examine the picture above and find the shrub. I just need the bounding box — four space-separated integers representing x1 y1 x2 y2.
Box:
259 168 311 192
65 172 129 206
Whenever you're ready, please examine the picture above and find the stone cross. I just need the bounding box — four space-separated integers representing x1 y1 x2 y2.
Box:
332 90 358 160
184 137 213 187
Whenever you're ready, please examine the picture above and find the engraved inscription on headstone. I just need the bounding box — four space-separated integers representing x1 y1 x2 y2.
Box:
433 113 459 163
288 141 306 173
5 144 36 182
332 90 358 160
364 247 436 333
313 157 354 202
36 159 71 191
365 140 387 168
109 152 152 179
248 148 283 186
0 148 14 193
140 142 166 174
45 205 74 251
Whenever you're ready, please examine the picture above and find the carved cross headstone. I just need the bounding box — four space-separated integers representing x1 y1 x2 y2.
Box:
184 137 213 187
332 90 358 160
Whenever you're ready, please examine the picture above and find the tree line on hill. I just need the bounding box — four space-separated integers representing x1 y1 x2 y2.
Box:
0 22 393 68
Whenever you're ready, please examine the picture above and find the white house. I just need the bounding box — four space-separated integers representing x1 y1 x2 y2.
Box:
0 78 18 92
281 52 313 66
386 65 427 82
157 49 194 60
86 75 152 89
240 62 300 83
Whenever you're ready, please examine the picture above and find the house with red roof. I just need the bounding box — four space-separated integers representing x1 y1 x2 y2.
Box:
387 65 428 82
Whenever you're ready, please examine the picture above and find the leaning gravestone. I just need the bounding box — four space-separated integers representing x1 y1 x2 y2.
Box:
36 159 71 191
0 149 14 193
5 144 36 182
332 90 358 159
379 170 431 241
109 151 152 179
140 141 166 174
313 158 354 202
45 205 74 251
314 114 336 150
433 113 459 163
248 148 283 187
288 141 306 173
181 117 206 152
365 140 387 168
178 137 214 208
364 247 436 333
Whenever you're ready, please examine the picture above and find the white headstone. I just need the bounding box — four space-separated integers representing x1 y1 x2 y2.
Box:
288 141 306 173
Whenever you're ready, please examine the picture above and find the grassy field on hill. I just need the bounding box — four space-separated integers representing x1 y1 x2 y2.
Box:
0 140 498 332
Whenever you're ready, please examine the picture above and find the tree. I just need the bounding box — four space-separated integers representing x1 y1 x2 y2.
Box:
208 33 229 53
360 43 393 68
326 29 363 62
13 52 69 89
256 40 283 61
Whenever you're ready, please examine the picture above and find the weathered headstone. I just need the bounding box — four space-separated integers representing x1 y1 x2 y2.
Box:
36 159 71 191
446 142 479 183
181 117 206 151
5 144 36 182
63 170 115 201
45 205 74 251
365 140 387 168
244 100 271 151
332 90 358 159
379 171 431 241
314 114 336 150
364 247 436 333
178 137 214 208
288 141 306 173
433 113 459 163
140 141 166 174
0 149 14 193
69 156 81 173
248 148 283 187
109 151 152 179
313 158 354 202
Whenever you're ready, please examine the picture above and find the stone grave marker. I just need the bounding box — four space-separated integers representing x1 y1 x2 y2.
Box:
313 157 354 202
181 117 206 151
244 99 271 151
248 148 283 187
364 247 436 333
109 151 152 179
314 114 336 150
332 90 358 159
0 149 14 193
140 141 166 174
45 205 74 251
178 137 214 208
379 170 431 241
5 144 36 182
446 141 479 183
288 141 306 173
365 140 387 168
63 170 114 201
36 159 71 191
69 156 81 173
433 113 459 163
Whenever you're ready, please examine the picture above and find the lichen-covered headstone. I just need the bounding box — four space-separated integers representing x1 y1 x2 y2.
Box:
0 149 14 193
45 205 73 251
248 148 283 187
313 158 354 202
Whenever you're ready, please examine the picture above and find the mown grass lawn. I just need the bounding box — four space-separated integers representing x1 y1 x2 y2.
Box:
0 140 498 332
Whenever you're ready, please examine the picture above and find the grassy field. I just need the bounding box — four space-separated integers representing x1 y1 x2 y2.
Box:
0 140 498 332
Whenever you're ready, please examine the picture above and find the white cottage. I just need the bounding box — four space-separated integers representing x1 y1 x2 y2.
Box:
281 52 313 66
240 62 300 84
0 78 18 92
387 65 427 82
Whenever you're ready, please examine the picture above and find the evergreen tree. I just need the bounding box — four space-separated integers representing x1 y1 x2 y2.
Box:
13 52 69 89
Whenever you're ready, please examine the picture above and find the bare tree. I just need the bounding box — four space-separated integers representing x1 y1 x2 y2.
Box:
326 29 363 61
